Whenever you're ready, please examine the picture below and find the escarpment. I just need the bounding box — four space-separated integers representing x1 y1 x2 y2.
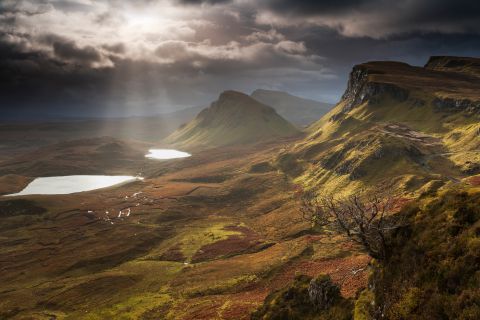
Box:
340 63 410 113
336 58 480 118
288 56 480 197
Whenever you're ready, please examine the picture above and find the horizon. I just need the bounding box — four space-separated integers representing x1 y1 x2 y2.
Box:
1 0 480 119
1 3 480 319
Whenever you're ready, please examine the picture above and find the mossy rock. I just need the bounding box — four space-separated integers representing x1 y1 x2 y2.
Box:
251 274 352 320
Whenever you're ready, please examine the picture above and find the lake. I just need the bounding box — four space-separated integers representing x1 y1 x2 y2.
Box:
145 149 191 160
5 175 141 196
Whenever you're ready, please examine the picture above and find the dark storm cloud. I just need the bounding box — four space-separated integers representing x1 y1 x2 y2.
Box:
0 0 480 120
258 0 480 38
102 43 126 54
263 0 480 19
264 0 373 15
49 37 102 65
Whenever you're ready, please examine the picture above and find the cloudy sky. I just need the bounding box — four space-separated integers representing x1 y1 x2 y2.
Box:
1 0 480 119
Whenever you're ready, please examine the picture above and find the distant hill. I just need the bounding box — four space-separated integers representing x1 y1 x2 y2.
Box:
0 137 149 178
165 90 300 148
250 89 333 127
0 106 203 161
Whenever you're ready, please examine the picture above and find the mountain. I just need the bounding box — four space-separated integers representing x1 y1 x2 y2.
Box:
165 90 300 148
2 57 480 320
251 89 333 127
250 56 480 319
275 56 480 196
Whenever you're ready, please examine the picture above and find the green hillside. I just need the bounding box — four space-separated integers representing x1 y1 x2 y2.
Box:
165 90 300 148
274 57 480 196
251 56 480 319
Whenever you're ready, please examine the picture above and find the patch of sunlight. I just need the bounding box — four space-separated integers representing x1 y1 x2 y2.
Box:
145 149 191 160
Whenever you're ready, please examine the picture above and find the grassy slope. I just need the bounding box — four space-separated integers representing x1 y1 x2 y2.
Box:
0 140 369 320
250 56 480 319
253 187 480 320
2 57 479 319
287 58 480 196
359 189 480 320
165 91 300 149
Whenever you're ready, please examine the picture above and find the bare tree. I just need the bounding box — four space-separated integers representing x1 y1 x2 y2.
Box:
296 186 405 260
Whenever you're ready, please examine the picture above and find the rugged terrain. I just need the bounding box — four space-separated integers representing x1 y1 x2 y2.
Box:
1 56 479 319
250 55 480 319
165 91 301 149
0 139 369 319
286 56 480 197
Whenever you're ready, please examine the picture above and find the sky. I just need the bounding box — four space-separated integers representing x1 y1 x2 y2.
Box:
1 0 480 119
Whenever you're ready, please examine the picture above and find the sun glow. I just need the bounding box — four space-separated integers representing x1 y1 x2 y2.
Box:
125 12 158 30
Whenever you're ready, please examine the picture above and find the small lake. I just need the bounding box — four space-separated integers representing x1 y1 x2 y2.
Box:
145 149 191 160
5 175 141 196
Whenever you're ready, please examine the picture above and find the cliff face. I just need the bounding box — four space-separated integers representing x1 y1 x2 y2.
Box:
340 64 409 113
284 56 480 196
335 58 480 118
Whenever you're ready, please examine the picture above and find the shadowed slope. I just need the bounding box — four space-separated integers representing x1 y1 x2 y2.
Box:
251 89 333 127
165 90 300 149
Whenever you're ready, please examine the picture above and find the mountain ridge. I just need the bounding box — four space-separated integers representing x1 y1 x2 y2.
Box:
250 89 333 127
278 56 480 197
165 90 300 148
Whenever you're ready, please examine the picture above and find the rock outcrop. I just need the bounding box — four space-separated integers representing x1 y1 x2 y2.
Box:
333 57 480 119
308 275 342 310
251 274 352 320
341 63 409 113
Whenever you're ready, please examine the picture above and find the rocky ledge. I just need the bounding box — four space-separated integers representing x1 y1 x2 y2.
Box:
333 56 480 118
339 63 410 113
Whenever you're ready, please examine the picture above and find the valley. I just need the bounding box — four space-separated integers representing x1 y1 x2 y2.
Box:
1 56 480 319
0 139 369 319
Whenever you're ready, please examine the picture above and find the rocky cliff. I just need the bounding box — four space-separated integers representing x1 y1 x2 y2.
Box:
280 56 480 196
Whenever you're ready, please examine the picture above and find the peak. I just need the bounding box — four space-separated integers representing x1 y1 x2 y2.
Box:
354 61 414 74
252 89 289 96
165 89 299 148
425 56 480 68
218 90 249 100
213 90 274 113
